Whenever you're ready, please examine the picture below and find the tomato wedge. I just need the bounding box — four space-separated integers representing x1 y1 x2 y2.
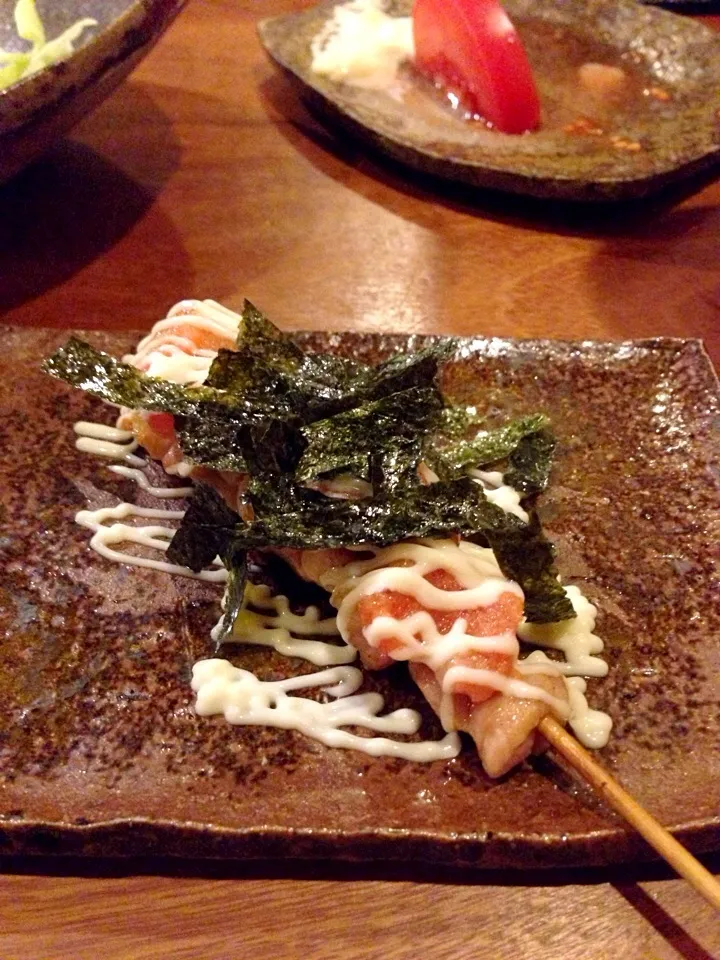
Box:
413 0 540 134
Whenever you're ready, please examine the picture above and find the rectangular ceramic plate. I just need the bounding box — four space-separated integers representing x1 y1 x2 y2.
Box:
0 326 718 868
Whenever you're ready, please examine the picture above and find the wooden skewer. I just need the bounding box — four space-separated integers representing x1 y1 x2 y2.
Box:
538 716 720 912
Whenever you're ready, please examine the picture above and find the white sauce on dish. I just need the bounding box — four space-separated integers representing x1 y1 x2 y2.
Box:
107 465 194 499
122 299 241 387
565 676 614 749
518 585 608 679
192 660 461 762
233 583 357 667
73 422 144 466
310 0 414 90
519 584 613 749
75 502 227 583
71 437 460 760
469 469 529 523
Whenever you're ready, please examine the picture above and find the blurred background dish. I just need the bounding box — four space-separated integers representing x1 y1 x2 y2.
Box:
0 0 185 184
259 0 720 202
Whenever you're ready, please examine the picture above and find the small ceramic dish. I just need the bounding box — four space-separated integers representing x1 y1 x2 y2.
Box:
259 0 720 202
0 0 185 184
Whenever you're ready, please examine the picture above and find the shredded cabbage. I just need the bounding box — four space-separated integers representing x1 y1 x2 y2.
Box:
0 0 96 90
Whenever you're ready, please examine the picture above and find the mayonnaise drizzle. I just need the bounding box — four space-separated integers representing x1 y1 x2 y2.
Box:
75 502 227 582
107 465 194 499
232 583 356 667
469 469 529 523
518 585 608 679
123 299 242 387
334 541 522 672
330 538 609 742
192 659 461 762
565 676 614 749
73 421 144 465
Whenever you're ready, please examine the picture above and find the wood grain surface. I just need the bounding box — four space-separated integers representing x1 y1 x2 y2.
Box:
1 2 719 957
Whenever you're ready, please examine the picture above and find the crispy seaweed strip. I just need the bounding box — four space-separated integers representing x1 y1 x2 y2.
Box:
174 411 250 472
296 386 443 491
426 413 551 480
42 337 289 423
360 339 457 403
243 475 515 547
214 543 248 650
503 427 556 494
206 301 369 420
166 478 574 622
241 478 576 624
166 483 240 572
483 514 573 623
206 303 455 424
47 314 573 623
438 404 486 438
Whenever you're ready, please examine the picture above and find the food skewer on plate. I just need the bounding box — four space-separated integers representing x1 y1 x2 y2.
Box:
43 298 719 905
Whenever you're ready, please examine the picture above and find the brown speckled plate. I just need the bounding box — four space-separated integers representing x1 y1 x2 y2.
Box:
0 326 719 868
258 0 720 202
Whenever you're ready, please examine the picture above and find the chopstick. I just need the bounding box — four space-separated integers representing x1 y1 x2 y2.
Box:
538 716 720 912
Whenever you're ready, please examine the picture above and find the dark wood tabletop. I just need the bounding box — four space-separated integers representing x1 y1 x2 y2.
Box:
1 2 719 958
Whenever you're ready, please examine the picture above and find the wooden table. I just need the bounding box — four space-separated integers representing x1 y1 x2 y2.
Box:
1 2 719 957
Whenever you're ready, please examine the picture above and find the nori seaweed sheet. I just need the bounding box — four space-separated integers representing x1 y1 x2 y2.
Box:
44 301 574 622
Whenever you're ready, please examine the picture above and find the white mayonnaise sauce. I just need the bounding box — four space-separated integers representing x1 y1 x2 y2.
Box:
200 584 461 758
107 465 193 499
565 676 613 749
469 469 529 523
73 422 144 465
310 0 414 89
518 585 608 679
122 299 242 387
232 583 356 667
192 659 461 762
75 502 227 583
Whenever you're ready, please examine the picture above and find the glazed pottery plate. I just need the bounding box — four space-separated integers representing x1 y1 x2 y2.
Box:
259 0 720 202
0 326 719 868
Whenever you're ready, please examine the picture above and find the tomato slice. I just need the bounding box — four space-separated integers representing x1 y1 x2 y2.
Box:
412 0 540 134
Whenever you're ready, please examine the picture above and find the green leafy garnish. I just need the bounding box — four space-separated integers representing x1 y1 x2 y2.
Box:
42 337 284 424
504 427 556 495
165 483 239 573
480 515 571 623
0 0 96 90
214 544 248 650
